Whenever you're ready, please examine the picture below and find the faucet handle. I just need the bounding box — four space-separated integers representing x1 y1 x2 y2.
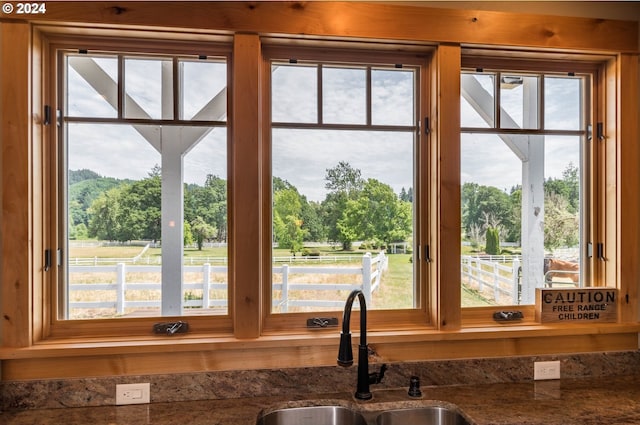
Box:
369 363 387 384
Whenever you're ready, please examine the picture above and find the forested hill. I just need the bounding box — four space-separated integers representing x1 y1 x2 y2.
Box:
69 168 102 185
69 169 132 209
68 169 132 234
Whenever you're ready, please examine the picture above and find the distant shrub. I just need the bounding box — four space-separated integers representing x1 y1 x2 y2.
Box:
485 227 500 255
302 249 320 257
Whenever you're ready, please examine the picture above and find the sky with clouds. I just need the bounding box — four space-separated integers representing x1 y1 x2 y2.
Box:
66 57 583 202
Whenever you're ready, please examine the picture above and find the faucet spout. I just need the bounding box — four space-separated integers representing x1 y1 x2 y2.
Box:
337 289 383 400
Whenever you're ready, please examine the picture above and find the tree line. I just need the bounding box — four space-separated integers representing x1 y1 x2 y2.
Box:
68 162 413 253
69 162 579 254
462 163 579 253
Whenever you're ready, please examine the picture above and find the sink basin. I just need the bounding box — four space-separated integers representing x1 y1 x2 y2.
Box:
257 406 368 425
375 407 471 425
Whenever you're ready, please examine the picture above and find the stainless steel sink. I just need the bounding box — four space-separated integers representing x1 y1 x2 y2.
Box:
257 406 368 425
375 407 471 425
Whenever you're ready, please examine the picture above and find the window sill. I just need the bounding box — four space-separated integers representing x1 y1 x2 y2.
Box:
1 323 638 380
1 322 638 360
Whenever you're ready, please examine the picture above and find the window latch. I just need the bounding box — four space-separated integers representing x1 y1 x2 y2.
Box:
596 122 604 141
306 317 338 328
597 243 606 261
153 321 189 335
424 244 431 262
44 249 51 272
44 105 51 126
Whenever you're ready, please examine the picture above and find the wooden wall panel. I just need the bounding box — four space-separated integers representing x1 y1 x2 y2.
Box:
231 34 262 339
1 22 32 348
432 44 461 330
1 2 636 52
617 53 640 322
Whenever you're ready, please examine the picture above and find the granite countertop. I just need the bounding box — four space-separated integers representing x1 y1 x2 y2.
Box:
3 374 640 425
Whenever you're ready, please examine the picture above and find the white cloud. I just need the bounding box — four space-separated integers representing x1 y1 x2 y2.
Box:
68 123 160 180
273 129 413 202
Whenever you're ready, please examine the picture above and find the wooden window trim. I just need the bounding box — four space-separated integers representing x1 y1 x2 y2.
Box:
42 33 235 340
457 53 605 326
260 44 433 333
456 52 640 329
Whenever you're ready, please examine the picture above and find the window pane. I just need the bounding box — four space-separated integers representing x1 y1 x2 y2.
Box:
372 68 415 126
183 127 229 315
544 77 581 130
461 73 495 128
65 124 229 319
66 56 118 118
500 75 539 130
66 123 163 319
180 60 227 121
461 133 582 306
270 58 418 314
62 51 229 320
323 67 366 124
124 58 173 120
271 129 415 312
272 63 317 123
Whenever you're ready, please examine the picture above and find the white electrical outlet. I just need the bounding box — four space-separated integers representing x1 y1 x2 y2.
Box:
116 383 150 405
534 360 561 380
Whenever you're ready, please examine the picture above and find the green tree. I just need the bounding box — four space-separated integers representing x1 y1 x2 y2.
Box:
273 187 307 253
183 221 194 247
339 178 412 248
300 200 325 242
399 187 413 202
324 161 364 195
462 182 515 242
544 192 579 252
116 166 162 241
322 191 351 249
185 174 227 242
87 166 161 242
191 216 216 250
542 163 580 251
545 162 579 213
322 162 364 250
485 227 500 255
69 171 127 229
74 223 89 240
87 186 122 241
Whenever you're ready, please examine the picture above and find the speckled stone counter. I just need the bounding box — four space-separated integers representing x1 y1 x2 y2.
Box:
3 374 640 425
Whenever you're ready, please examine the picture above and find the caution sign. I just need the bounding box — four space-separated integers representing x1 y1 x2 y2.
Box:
535 288 617 323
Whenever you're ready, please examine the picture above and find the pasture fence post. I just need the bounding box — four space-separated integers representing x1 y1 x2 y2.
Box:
281 264 289 313
512 258 521 305
203 263 211 308
493 262 500 300
362 253 372 304
116 263 125 315
475 258 483 291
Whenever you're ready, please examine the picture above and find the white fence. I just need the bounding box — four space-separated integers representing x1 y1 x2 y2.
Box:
68 254 366 266
461 255 521 305
67 251 387 316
